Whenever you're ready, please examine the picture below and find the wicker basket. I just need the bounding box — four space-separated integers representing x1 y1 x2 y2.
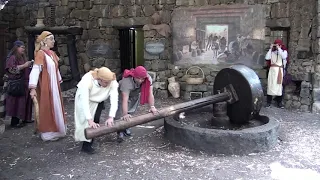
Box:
185 66 204 85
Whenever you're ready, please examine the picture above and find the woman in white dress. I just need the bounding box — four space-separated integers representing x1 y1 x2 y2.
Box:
29 31 67 141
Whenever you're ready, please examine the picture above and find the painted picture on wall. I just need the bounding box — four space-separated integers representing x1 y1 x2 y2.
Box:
172 4 267 68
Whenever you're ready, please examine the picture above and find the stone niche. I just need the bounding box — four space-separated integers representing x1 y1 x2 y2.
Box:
24 26 83 91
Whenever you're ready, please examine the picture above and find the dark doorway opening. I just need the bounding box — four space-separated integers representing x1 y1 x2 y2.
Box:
119 27 144 73
0 23 9 86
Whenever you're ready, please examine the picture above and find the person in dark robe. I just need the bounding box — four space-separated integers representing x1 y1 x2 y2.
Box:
219 37 227 52
5 40 33 127
206 34 213 51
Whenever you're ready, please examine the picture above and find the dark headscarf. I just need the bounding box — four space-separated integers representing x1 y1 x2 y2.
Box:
13 40 24 47
6 40 25 61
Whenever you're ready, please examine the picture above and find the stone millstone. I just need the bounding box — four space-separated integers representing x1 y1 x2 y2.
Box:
164 114 279 156
213 65 264 124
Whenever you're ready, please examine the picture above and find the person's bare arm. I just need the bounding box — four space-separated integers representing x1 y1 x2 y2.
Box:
121 92 129 116
148 85 155 108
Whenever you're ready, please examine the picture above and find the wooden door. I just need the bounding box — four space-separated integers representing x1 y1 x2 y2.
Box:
119 28 136 72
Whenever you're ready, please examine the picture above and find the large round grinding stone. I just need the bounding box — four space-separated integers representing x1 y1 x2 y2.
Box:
213 65 264 124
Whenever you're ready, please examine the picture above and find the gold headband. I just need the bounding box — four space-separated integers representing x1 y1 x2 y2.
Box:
34 31 53 55
36 31 53 43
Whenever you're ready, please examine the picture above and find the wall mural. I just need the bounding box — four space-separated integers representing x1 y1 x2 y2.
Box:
172 4 267 68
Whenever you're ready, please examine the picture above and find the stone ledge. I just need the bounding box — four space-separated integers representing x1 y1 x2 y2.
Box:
98 17 152 27
266 18 290 28
24 26 83 35
0 21 9 26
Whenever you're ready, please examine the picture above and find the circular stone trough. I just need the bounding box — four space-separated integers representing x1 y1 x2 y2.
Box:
164 65 279 156
164 108 279 156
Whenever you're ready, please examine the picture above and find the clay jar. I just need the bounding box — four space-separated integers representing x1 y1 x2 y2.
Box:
168 77 180 98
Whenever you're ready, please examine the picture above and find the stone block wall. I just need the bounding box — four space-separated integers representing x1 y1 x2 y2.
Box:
55 35 73 80
0 0 318 112
312 0 320 113
171 65 216 100
240 4 266 40
0 0 27 54
278 0 316 112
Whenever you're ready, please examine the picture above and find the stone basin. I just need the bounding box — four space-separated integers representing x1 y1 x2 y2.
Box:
164 106 279 156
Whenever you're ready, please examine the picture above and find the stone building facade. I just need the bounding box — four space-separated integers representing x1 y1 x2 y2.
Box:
0 0 319 113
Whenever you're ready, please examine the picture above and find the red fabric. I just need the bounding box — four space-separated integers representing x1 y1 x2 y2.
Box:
274 39 283 45
123 66 148 79
123 66 150 105
266 60 271 67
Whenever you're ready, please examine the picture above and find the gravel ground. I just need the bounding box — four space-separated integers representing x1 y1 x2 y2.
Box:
1 91 320 180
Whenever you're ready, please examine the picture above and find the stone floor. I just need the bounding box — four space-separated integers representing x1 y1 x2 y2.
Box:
1 93 320 180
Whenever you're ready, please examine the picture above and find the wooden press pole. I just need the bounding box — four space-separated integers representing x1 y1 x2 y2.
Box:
85 92 231 139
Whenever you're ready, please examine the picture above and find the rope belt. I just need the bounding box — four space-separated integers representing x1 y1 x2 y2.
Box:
270 64 283 84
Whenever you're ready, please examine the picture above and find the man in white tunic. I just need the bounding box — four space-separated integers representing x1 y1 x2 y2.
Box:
265 39 288 108
74 67 118 154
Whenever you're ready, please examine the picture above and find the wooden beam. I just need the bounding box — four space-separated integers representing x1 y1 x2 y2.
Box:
85 93 231 139
24 26 83 35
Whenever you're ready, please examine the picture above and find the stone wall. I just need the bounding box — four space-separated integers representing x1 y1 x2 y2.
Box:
55 35 73 80
312 0 320 113
0 0 318 112
0 0 24 54
280 0 317 112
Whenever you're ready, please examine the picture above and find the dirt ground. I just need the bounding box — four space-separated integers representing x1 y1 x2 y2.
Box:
1 93 320 180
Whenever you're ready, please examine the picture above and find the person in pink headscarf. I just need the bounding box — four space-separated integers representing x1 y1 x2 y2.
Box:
115 66 158 142
265 39 288 108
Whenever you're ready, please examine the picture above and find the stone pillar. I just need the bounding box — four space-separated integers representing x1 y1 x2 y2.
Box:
27 34 35 61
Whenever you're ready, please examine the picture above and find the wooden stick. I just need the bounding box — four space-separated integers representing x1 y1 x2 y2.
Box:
85 93 230 139
32 96 39 134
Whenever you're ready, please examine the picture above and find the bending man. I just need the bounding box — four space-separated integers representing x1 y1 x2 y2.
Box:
116 66 158 142
74 67 118 154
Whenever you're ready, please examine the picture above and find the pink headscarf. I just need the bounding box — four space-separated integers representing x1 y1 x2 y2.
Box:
123 66 150 105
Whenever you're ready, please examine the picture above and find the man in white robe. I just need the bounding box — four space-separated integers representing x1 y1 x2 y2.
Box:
74 67 118 154
265 39 288 108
